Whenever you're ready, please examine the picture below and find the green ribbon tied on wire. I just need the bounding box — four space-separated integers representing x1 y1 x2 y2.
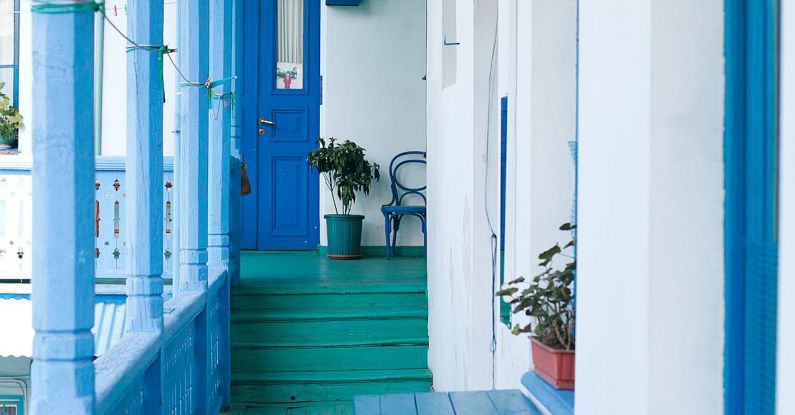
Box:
126 44 175 95
31 0 103 14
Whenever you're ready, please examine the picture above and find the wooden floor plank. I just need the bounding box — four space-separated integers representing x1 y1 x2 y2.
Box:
487 390 541 415
379 394 417 415
352 396 381 415
450 392 500 415
415 393 455 415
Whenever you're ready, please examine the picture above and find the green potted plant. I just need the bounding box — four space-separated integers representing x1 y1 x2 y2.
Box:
0 82 23 150
307 138 380 259
497 223 576 389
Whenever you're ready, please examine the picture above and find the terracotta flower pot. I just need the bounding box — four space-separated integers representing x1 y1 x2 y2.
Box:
531 337 575 390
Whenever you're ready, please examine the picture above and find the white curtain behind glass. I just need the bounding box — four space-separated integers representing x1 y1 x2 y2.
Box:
277 0 303 64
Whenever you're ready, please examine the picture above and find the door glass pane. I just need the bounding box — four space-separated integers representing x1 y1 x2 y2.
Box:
276 0 304 90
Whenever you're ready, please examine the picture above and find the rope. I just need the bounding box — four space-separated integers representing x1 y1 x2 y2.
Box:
31 0 101 14
99 2 237 99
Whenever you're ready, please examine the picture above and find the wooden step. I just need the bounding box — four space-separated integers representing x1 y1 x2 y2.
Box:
231 291 428 312
231 369 433 404
231 401 353 415
231 343 429 373
231 313 428 345
231 306 427 323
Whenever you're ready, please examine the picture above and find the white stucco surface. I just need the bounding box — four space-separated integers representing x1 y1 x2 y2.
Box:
320 0 427 247
426 0 577 392
577 1 724 413
777 1 795 413
426 0 490 391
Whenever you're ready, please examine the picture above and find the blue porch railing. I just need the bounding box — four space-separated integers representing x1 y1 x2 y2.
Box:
23 0 242 413
94 268 231 414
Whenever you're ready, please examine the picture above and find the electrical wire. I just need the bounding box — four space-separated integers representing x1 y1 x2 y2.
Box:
484 8 500 391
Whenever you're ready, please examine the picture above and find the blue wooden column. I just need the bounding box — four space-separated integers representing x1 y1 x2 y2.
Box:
125 0 165 333
171 0 183 288
30 2 96 413
230 0 243 160
171 0 182 289
178 0 210 293
229 0 244 286
208 0 232 271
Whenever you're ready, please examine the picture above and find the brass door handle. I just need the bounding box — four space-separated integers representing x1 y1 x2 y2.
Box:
258 118 275 126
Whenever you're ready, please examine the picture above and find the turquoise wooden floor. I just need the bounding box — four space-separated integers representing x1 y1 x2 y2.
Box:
353 391 541 415
231 251 431 415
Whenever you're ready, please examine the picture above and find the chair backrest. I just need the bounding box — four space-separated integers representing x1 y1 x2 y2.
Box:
387 151 427 206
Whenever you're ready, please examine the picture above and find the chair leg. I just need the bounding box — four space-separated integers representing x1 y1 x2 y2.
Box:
384 213 392 259
392 215 402 258
421 215 427 258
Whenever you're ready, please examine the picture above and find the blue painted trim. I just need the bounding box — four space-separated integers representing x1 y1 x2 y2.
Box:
724 1 747 411
326 0 361 5
724 0 779 413
239 0 259 249
0 395 24 415
0 156 175 172
521 372 574 415
0 292 126 304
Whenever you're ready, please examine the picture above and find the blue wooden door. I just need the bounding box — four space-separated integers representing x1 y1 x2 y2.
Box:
725 0 780 413
242 0 320 250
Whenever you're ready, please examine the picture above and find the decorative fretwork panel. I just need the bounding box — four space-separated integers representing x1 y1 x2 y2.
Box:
0 161 174 279
0 173 32 279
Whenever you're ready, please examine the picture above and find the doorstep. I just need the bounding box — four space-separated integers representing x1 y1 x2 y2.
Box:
521 372 574 415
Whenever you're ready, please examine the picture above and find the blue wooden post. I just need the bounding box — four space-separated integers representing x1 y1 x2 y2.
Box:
171 0 182 288
30 2 96 413
209 0 234 407
178 0 210 293
231 0 243 160
208 0 232 272
125 0 165 333
229 0 244 286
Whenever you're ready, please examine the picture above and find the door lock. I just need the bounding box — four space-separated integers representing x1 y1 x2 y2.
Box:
258 128 266 136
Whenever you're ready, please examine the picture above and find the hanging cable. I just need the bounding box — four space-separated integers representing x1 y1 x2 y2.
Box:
484 10 500 391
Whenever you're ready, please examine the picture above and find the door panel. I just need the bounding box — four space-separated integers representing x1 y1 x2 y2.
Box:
242 0 320 250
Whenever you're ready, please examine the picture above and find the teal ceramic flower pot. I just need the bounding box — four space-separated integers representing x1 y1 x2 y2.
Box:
325 214 364 259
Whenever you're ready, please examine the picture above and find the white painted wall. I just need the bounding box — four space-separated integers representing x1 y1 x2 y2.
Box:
319 0 427 247
577 1 724 413
777 1 795 413
426 0 492 390
426 0 577 392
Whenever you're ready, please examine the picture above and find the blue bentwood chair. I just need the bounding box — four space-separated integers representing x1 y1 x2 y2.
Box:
381 151 427 259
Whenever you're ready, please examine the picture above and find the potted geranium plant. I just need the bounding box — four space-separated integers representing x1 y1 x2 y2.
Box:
0 82 23 150
307 138 379 259
497 223 576 389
